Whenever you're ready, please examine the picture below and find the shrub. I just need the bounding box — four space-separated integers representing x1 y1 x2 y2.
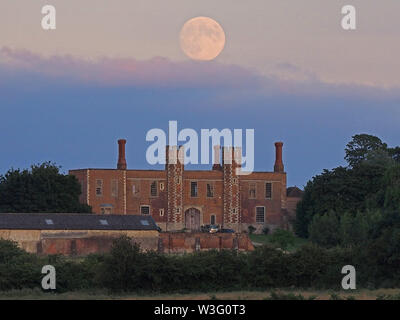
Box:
308 211 341 248
268 229 296 250
248 225 256 234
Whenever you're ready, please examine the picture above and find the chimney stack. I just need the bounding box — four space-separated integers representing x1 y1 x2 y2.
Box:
274 142 284 173
212 145 222 170
117 139 127 170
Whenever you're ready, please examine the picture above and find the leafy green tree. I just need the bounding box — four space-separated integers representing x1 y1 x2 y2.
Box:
294 164 385 237
308 211 340 247
381 164 400 210
339 211 369 247
0 162 91 213
295 134 398 238
100 236 146 292
345 134 388 167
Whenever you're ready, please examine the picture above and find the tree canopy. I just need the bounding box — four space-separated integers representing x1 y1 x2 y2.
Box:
295 134 400 238
0 162 91 213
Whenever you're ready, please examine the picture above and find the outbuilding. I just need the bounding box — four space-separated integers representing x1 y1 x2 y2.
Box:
0 213 160 255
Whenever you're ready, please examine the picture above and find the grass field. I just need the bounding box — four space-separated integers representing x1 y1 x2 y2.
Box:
1 288 400 300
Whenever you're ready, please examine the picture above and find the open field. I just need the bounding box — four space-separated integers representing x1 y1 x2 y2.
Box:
1 288 400 300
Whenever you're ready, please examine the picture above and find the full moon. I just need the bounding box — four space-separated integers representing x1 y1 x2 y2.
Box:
180 17 226 61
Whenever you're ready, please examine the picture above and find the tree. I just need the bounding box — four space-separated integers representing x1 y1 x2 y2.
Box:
378 164 400 211
308 211 341 248
295 134 398 238
0 162 91 213
100 236 146 292
345 134 388 167
294 164 385 237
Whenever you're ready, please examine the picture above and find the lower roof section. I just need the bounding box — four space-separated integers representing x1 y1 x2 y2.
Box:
0 213 158 231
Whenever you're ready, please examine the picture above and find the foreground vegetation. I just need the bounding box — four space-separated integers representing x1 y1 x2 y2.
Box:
2 232 400 295
249 230 308 252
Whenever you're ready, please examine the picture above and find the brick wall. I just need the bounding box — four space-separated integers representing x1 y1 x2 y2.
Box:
159 232 254 254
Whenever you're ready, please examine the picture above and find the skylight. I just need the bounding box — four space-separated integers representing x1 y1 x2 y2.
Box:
140 220 149 226
45 219 54 225
99 219 108 225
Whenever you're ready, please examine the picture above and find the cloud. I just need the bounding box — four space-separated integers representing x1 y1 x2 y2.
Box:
0 47 262 90
0 46 399 102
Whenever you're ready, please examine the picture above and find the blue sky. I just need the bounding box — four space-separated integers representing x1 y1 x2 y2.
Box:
0 48 399 187
1 1 400 187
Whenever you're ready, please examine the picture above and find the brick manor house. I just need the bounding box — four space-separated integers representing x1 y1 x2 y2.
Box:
69 140 302 232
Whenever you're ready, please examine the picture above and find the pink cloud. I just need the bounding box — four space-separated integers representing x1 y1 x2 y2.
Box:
0 47 262 89
0 47 399 101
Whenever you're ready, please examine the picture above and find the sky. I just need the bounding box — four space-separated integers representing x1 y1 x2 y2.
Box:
0 1 399 187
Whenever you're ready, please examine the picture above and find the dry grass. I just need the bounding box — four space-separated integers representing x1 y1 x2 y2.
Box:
2 288 400 300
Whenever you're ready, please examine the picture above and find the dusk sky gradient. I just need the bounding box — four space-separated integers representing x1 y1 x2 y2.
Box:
0 1 399 187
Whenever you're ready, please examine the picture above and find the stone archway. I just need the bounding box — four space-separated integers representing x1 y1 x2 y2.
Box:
184 208 201 231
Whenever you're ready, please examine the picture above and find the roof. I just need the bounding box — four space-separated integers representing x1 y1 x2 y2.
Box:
287 186 304 198
0 213 159 231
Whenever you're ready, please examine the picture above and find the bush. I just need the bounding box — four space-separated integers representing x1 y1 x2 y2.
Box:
248 225 256 234
268 229 296 250
262 227 270 235
308 211 341 248
0 239 43 291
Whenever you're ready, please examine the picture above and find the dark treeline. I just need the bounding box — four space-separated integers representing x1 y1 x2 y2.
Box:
1 235 399 293
0 162 91 213
295 134 400 245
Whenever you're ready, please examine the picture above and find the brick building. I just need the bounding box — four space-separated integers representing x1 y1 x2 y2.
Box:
0 213 159 255
69 140 301 233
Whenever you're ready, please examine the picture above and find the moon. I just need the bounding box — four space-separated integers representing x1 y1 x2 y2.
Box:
180 17 226 61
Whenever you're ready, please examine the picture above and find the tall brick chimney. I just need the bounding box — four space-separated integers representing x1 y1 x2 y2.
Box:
274 142 284 173
117 139 127 170
212 145 222 170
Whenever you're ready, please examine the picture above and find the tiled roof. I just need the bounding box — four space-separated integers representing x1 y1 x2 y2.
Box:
0 213 158 231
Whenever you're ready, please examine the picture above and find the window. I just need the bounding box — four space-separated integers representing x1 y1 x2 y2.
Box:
96 179 103 196
206 183 214 198
256 207 265 223
159 182 165 191
132 181 140 197
150 181 158 197
100 207 112 214
249 183 256 199
159 208 164 216
210 215 216 225
191 181 198 197
111 179 118 197
233 178 238 184
141 205 150 215
265 182 272 199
